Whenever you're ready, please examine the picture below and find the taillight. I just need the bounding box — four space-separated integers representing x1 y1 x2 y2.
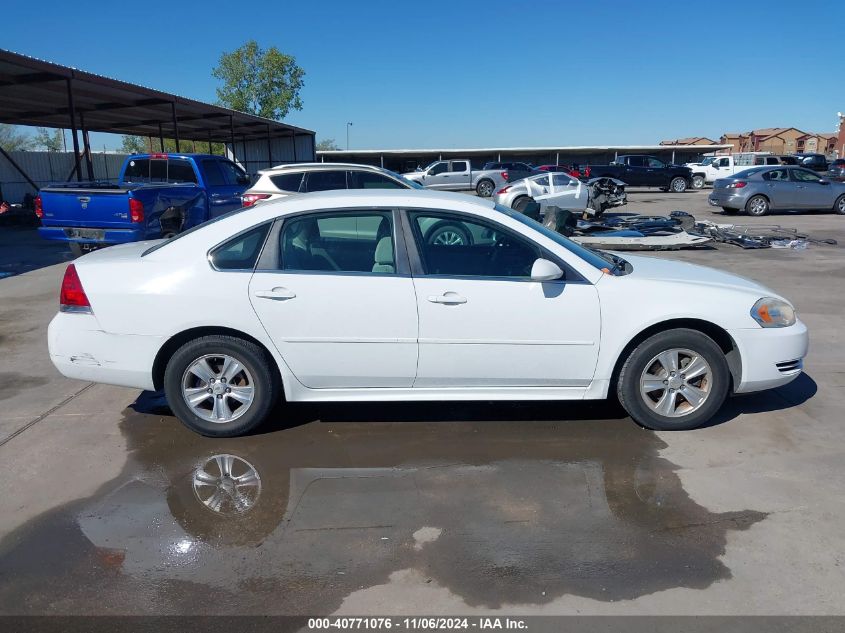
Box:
242 193 272 207
129 198 144 222
496 186 512 195
501 171 509 181
34 195 43 218
726 181 747 189
60 264 92 313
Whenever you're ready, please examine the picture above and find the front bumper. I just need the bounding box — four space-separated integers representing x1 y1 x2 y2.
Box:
48 312 162 391
728 318 809 393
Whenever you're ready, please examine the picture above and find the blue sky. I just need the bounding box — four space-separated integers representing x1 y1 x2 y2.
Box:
3 0 844 150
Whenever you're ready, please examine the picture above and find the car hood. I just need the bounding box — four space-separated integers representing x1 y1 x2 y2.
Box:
617 253 784 299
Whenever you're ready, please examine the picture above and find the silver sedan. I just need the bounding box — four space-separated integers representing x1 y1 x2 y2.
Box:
709 166 845 216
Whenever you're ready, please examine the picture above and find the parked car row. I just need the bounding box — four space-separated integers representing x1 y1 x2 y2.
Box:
686 153 838 190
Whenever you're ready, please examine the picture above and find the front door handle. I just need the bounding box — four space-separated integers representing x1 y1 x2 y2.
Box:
428 292 467 305
254 287 296 300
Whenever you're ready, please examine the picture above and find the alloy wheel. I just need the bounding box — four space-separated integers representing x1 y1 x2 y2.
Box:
181 354 255 423
639 348 712 418
192 454 261 514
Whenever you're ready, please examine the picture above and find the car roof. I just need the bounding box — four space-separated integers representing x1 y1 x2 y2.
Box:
257 162 389 175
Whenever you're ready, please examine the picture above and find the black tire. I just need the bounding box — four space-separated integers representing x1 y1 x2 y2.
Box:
512 196 534 213
69 242 83 257
691 175 705 190
745 195 770 217
476 179 495 197
425 221 472 246
164 335 280 437
616 328 730 431
721 207 738 214
834 194 845 215
669 177 688 193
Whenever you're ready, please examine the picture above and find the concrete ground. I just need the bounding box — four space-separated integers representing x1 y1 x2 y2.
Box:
0 188 844 615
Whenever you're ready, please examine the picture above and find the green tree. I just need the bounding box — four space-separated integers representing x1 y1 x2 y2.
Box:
0 124 34 151
33 127 65 151
316 138 339 151
121 135 150 154
212 40 304 120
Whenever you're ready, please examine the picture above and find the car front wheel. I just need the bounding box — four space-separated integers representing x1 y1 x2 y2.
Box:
616 328 730 431
691 175 705 189
164 335 279 437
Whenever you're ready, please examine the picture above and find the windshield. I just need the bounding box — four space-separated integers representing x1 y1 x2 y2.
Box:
701 157 716 166
494 203 618 272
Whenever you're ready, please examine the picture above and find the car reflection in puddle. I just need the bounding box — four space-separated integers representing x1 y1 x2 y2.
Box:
0 395 766 614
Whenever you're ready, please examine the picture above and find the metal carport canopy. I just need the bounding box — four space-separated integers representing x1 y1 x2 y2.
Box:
0 48 314 144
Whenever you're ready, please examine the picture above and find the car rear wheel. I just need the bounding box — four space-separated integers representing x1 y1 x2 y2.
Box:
691 175 705 189
670 177 688 193
476 179 495 197
745 195 770 216
617 328 730 431
164 335 280 437
512 196 534 213
834 194 845 215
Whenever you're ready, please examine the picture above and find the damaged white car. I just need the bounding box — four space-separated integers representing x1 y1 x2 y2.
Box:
493 172 627 218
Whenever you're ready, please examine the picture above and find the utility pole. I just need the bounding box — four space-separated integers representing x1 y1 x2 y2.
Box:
346 122 353 150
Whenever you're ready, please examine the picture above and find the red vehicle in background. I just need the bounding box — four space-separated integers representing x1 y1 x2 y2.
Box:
536 164 592 179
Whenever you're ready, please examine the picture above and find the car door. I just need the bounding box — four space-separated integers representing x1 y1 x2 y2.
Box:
202 159 248 216
404 209 601 388
646 157 668 186
248 210 418 389
421 161 451 189
447 160 471 190
760 168 794 209
790 168 836 209
623 156 649 185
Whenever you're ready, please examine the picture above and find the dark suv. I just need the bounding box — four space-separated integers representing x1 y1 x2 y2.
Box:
827 158 845 182
793 153 829 172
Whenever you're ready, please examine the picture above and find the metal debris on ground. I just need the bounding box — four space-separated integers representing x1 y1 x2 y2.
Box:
693 221 838 250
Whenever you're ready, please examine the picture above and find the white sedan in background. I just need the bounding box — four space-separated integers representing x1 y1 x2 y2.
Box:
48 190 807 437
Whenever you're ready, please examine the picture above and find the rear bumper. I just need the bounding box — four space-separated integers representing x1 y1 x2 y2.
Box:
728 319 809 393
708 191 749 208
48 312 161 391
38 226 145 245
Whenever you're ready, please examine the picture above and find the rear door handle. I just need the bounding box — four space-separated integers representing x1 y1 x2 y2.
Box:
254 287 296 300
428 292 467 305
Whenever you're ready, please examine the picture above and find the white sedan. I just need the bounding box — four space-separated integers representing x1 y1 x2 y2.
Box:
48 190 808 437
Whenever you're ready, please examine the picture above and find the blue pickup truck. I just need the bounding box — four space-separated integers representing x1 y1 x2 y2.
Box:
36 153 251 254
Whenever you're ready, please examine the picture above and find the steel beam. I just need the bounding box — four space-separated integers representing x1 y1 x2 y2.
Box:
65 79 82 182
0 145 39 190
171 102 180 152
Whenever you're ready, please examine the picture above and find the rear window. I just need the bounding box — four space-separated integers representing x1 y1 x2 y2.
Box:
209 223 271 270
269 172 304 192
732 168 765 179
123 157 197 184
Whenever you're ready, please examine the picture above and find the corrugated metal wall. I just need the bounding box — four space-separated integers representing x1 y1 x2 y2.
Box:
228 134 315 176
0 151 128 203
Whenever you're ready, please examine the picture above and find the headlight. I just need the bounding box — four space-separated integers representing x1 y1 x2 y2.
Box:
750 297 796 328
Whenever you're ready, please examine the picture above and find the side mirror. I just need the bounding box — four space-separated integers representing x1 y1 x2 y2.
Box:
530 258 564 282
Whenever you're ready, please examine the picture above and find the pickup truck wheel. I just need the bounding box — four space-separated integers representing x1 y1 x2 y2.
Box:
617 328 730 431
425 222 472 246
691 175 705 189
834 194 845 215
164 335 280 437
670 177 688 193
476 179 495 197
745 195 770 217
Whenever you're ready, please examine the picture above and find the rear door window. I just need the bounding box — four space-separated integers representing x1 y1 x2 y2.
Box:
168 158 198 183
304 170 348 192
451 161 469 173
347 171 406 189
202 160 227 187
